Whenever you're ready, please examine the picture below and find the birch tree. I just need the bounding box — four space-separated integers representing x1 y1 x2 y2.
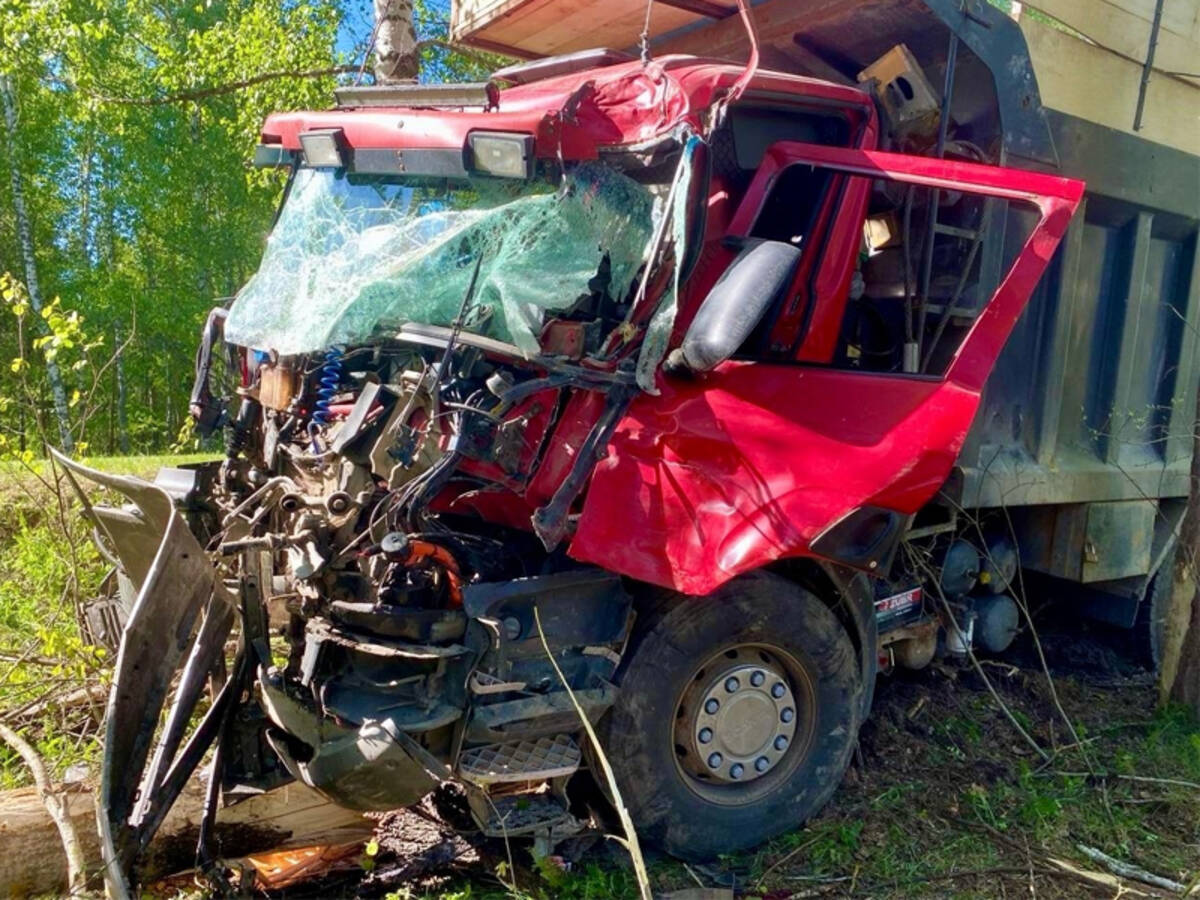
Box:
374 0 420 83
1 75 75 452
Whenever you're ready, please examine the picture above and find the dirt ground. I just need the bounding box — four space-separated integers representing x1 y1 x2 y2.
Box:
244 615 1199 900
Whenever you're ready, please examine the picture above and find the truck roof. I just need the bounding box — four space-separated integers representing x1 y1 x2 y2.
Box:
260 56 874 159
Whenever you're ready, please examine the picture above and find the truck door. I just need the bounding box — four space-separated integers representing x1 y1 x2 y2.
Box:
569 142 1083 595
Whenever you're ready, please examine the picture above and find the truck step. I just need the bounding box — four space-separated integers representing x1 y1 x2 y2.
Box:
479 793 572 837
458 734 581 786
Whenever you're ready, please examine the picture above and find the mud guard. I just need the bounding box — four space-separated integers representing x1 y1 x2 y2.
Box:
52 451 236 899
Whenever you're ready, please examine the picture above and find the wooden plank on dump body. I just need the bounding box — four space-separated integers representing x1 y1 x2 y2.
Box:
1024 0 1200 83
1021 12 1200 155
0 781 373 897
452 0 705 56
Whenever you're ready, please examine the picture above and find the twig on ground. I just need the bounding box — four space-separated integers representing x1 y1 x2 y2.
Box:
683 863 706 889
1044 857 1151 896
757 835 821 886
2 683 108 724
1075 844 1187 894
0 722 87 892
1041 771 1200 791
0 651 62 667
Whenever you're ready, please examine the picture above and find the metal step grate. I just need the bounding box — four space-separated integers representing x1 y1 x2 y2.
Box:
458 734 581 786
479 793 571 837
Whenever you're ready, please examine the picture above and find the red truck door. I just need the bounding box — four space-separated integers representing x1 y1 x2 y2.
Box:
570 143 1083 595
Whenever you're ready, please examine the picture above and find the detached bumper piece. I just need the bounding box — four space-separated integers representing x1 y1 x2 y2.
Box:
52 451 236 899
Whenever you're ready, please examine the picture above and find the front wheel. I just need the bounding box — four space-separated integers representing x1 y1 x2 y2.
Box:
601 572 862 860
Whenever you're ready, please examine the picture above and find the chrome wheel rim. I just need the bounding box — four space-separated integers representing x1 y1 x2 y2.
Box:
673 643 816 804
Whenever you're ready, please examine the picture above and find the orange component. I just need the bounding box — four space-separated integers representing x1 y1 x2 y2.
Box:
403 539 464 607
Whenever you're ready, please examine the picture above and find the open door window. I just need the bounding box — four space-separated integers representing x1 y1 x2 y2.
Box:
723 142 1083 385
570 143 1082 594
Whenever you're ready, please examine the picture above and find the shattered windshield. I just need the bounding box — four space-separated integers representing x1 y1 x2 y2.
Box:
223 163 656 356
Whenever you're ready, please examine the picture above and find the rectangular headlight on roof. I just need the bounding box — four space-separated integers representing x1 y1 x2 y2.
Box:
468 132 534 179
299 128 345 168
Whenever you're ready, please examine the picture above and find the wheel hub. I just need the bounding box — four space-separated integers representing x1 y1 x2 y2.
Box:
678 655 798 784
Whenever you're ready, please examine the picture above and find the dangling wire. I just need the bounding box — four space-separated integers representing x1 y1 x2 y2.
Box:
708 0 761 132
638 0 654 65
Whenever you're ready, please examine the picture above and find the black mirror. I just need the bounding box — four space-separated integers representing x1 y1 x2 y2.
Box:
667 239 801 373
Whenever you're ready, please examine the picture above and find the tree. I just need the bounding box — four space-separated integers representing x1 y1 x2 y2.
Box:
374 0 420 83
1159 393 1200 713
0 0 344 455
0 75 74 452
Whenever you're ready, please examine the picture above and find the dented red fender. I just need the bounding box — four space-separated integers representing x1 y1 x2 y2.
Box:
569 144 1084 595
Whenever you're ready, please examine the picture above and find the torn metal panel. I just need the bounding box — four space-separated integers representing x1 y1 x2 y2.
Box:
51 451 236 899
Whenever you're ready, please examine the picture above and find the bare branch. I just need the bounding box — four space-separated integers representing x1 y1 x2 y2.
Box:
89 64 361 106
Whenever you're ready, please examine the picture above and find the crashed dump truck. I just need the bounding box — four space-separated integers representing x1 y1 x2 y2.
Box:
65 0 1200 892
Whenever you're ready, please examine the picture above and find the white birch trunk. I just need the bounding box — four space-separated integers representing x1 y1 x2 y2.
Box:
373 0 419 83
1 74 75 453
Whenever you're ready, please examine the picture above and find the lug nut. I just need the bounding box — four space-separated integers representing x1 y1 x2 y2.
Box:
724 677 740 693
755 756 769 772
707 752 723 769
705 698 720 714
698 727 713 744
781 707 795 724
771 683 786 698
750 670 765 687
774 735 788 751
730 763 744 779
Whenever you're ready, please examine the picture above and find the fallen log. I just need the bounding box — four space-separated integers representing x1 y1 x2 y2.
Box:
0 780 373 896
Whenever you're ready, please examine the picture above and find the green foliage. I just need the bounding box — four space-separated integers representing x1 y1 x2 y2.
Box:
0 0 346 454
1 273 106 455
0 490 106 788
0 453 211 788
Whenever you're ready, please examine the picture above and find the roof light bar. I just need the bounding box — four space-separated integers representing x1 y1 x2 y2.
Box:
334 82 500 110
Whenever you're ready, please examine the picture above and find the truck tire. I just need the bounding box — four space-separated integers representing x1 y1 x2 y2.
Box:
601 571 861 860
1132 546 1174 671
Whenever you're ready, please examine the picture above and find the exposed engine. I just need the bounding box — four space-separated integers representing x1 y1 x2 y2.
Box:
195 329 634 842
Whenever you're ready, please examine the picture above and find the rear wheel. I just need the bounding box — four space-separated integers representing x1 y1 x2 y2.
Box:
1132 546 1175 671
602 572 861 860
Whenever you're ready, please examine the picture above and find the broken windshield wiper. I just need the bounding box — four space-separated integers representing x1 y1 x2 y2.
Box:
435 253 485 390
